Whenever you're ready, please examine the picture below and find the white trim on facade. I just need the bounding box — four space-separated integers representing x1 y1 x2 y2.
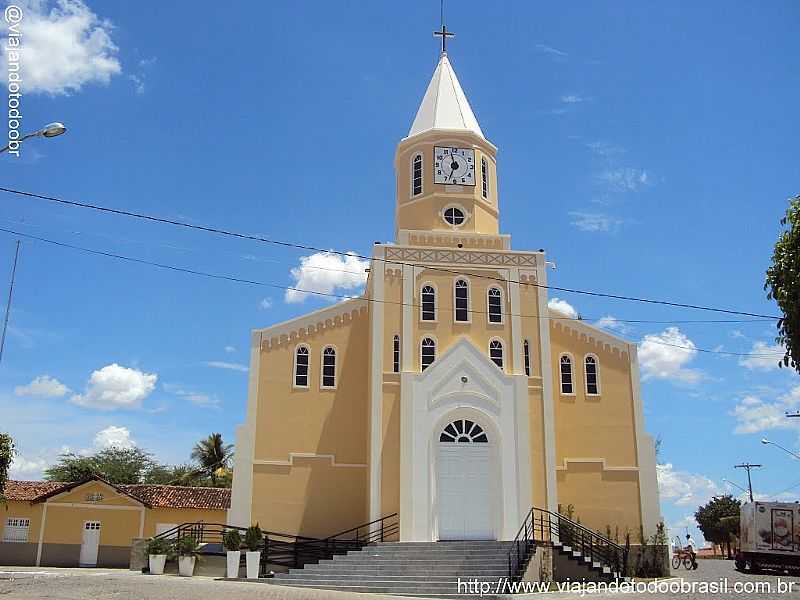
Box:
368 246 386 522
555 458 639 472
536 258 558 512
253 454 367 468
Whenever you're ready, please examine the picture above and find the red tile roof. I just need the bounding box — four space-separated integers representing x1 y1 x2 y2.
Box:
4 479 230 510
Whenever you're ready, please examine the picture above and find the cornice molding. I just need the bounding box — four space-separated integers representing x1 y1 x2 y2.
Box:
257 299 368 350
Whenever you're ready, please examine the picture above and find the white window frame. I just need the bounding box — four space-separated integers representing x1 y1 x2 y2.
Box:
392 335 400 373
320 345 337 389
481 156 489 200
584 353 601 396
3 517 30 543
420 336 437 372
523 339 531 376
559 353 575 395
487 286 504 324
420 282 438 322
293 344 311 389
441 203 468 229
488 338 505 370
453 277 471 323
411 153 423 197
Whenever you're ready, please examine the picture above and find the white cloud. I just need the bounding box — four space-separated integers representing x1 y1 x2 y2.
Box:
731 387 800 434
535 43 568 58
738 341 785 371
657 463 721 507
14 375 69 397
594 315 630 335
597 168 650 192
1 0 121 95
205 361 247 373
260 297 273 310
164 383 220 408
548 297 578 319
561 94 587 104
285 251 368 304
586 141 625 157
94 425 134 449
638 327 703 384
569 212 623 232
70 363 157 410
9 454 49 479
730 330 746 339
224 345 236 354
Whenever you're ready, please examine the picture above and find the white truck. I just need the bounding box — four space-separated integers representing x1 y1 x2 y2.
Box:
735 501 800 573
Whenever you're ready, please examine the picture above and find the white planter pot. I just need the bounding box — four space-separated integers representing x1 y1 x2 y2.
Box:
226 550 241 578
178 556 196 577
148 554 166 575
245 550 260 579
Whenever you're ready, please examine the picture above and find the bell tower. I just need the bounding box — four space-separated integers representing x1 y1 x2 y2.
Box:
394 33 499 241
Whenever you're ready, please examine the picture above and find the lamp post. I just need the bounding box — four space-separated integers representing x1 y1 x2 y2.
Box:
0 122 66 154
761 438 800 461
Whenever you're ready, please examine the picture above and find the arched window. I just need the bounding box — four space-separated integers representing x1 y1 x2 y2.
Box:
454 279 469 322
523 340 531 376
421 337 436 371
560 355 574 394
585 355 600 395
487 287 502 323
321 346 336 388
421 285 436 321
489 339 504 369
412 154 423 196
439 419 488 443
392 335 400 373
294 346 310 387
481 156 489 199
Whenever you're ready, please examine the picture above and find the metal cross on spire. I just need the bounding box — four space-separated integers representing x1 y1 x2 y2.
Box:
433 0 454 55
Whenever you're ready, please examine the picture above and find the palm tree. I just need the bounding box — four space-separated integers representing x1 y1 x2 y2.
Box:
191 433 234 486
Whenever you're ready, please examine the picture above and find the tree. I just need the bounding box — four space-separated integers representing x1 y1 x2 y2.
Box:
765 194 800 372
191 433 233 486
0 433 15 504
44 447 156 484
695 495 741 558
144 464 204 486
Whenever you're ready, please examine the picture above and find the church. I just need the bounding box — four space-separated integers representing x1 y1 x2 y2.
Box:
228 37 661 545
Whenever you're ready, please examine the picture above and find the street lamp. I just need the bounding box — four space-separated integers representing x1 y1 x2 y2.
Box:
0 121 67 154
761 438 800 461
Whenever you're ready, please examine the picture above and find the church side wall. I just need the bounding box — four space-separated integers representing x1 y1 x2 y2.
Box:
250 306 370 538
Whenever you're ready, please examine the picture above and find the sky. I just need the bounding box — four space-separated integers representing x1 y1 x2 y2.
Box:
1 1 799 546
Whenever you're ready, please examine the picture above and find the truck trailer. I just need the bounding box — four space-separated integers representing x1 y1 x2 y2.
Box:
736 501 800 573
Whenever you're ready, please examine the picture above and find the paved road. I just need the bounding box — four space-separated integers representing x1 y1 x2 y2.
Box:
1 559 798 598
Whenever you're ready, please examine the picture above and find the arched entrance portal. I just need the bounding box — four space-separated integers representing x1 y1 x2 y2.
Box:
437 419 493 540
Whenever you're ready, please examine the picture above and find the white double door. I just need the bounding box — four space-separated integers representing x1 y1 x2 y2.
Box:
79 521 101 567
438 443 493 540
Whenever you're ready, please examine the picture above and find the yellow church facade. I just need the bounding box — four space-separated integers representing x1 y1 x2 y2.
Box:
228 51 661 543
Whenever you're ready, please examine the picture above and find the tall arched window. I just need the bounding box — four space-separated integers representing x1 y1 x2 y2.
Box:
392 335 400 373
585 355 600 395
523 340 531 376
321 346 336 388
421 285 436 321
481 156 489 199
560 355 574 394
421 337 436 371
294 345 310 387
440 420 488 443
489 339 504 369
487 287 502 323
412 154 423 196
454 279 469 322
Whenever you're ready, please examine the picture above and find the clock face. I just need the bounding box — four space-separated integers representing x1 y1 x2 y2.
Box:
434 147 476 185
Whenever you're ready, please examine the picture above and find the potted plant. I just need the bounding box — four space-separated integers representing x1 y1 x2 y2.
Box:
223 528 242 578
146 537 171 575
175 536 199 577
244 524 262 579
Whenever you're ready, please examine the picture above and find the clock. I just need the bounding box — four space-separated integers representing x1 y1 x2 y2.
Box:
434 146 476 186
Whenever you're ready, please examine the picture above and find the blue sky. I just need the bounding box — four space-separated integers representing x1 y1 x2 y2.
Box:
1 1 799 544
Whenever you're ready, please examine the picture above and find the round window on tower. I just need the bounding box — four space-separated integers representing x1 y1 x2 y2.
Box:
443 206 466 227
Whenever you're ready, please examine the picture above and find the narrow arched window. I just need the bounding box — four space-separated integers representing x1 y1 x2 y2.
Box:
421 337 436 371
421 285 436 321
392 335 400 373
487 287 502 323
523 340 531 376
320 347 336 388
294 346 310 387
412 154 423 196
481 157 489 199
454 279 469 322
585 355 599 395
560 355 573 394
489 339 504 369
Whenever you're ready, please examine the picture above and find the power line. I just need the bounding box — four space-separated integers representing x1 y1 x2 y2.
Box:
0 226 784 359
0 185 781 320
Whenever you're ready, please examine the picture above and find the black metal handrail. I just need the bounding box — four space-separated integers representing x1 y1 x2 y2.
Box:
507 507 628 584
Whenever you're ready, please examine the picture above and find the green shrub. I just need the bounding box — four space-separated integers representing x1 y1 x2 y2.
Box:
223 529 242 552
146 537 171 556
245 524 262 552
175 536 199 557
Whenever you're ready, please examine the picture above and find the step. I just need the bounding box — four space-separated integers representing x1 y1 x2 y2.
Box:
276 573 508 582
297 566 509 576
268 582 502 594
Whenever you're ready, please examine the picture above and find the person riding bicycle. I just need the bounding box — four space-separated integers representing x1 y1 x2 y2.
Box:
685 534 698 569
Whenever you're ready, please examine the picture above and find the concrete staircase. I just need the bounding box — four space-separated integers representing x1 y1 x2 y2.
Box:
267 541 515 597
551 541 625 582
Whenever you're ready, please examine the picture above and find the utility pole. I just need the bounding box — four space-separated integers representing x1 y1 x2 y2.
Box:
0 240 21 364
734 463 762 502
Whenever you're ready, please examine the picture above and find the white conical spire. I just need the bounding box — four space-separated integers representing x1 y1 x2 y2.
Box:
407 54 484 139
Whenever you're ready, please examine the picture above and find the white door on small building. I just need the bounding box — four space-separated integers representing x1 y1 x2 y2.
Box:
79 521 101 567
155 523 178 538
438 419 493 540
